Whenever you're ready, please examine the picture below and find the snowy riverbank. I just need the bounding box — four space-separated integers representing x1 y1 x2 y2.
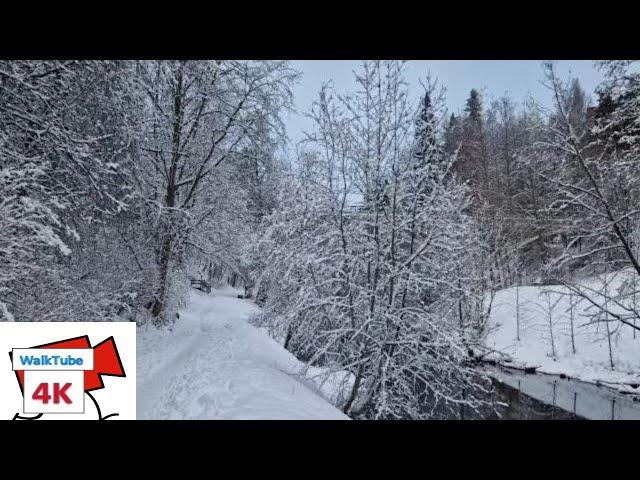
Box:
482 271 640 394
137 287 349 419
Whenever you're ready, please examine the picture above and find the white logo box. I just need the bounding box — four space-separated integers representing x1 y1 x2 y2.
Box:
12 349 94 371
0 322 136 420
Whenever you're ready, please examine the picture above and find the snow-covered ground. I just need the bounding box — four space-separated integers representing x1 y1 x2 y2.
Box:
137 286 349 419
483 271 640 394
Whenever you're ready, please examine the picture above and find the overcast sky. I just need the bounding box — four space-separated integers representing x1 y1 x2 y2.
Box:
284 60 605 155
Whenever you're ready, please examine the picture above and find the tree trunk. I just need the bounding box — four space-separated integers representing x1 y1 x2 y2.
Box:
151 64 183 322
151 233 173 319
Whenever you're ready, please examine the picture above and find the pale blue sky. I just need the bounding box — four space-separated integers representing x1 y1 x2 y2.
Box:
284 60 604 153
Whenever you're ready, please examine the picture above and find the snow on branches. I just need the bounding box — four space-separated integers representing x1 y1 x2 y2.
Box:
256 61 492 419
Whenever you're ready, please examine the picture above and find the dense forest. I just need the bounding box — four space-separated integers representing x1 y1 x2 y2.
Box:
2 60 639 419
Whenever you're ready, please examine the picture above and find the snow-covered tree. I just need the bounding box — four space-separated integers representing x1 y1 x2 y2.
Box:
0 61 135 322
524 61 640 336
130 60 295 324
256 62 492 419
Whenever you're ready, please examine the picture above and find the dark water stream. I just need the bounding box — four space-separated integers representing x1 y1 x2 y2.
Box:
479 366 640 420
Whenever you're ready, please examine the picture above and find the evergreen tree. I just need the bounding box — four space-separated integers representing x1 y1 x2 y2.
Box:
444 113 461 156
457 89 489 191
413 90 437 166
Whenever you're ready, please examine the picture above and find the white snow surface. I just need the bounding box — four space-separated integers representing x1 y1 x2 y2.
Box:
137 287 349 419
483 271 640 393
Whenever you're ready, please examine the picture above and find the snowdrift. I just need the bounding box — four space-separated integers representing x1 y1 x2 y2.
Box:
483 270 640 393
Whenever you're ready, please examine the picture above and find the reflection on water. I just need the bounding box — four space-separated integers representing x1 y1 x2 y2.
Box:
386 366 639 419
485 367 640 420
424 370 578 420
489 378 580 419
449 373 578 420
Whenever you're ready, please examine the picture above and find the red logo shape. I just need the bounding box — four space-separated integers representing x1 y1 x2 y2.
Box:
10 335 126 393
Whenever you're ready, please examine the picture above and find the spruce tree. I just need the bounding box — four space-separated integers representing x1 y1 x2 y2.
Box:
458 89 489 192
413 91 437 167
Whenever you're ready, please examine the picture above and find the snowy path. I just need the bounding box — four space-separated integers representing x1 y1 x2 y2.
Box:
137 287 349 419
